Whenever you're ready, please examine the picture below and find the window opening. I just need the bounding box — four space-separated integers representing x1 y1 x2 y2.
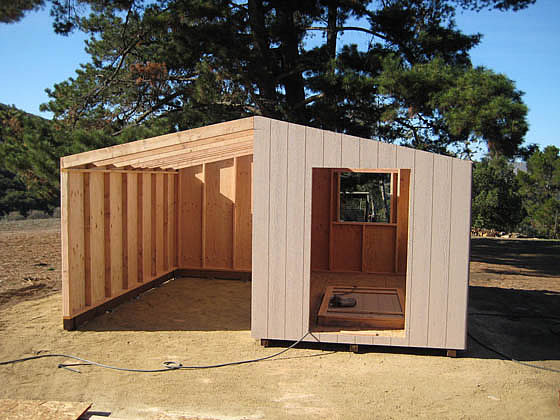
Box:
339 172 392 223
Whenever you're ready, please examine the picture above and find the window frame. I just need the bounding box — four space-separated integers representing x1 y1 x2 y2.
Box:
333 168 398 226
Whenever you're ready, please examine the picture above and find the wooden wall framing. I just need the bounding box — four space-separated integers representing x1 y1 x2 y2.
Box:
178 155 253 272
61 169 178 320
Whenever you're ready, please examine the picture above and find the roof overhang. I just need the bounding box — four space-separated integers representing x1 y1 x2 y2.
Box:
60 117 255 171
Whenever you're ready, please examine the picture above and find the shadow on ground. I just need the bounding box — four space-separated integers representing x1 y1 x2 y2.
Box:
471 238 560 277
80 275 560 363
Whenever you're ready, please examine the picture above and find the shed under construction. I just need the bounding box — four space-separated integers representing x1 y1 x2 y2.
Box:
61 116 472 352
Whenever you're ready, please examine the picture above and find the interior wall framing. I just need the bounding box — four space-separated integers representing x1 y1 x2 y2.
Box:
61 168 178 320
178 155 253 272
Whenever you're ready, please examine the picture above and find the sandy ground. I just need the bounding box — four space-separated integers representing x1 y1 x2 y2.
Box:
0 219 559 419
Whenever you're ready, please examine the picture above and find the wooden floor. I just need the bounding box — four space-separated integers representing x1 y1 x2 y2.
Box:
310 271 406 334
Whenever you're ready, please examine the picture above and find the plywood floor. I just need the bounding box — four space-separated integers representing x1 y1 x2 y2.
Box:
310 271 406 334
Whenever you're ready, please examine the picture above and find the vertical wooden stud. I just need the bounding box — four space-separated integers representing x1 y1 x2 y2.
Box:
126 172 138 286
83 172 91 306
104 173 111 297
151 174 157 276
67 172 85 315
122 173 128 289
137 173 144 283
89 172 106 304
109 172 123 296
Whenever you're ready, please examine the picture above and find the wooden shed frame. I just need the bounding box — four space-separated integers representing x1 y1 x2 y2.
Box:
61 116 472 351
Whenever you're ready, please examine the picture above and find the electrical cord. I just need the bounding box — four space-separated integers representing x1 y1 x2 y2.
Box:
0 331 318 373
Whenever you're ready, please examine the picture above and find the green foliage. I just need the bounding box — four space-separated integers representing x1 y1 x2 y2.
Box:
0 104 62 215
0 0 540 217
0 0 44 24
471 156 524 231
518 146 560 239
10 0 531 158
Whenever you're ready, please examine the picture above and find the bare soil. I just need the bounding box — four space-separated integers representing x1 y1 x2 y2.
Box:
0 219 559 419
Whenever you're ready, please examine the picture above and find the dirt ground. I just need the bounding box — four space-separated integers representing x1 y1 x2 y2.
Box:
0 219 559 419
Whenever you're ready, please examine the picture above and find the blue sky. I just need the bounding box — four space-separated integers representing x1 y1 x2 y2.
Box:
0 1 558 152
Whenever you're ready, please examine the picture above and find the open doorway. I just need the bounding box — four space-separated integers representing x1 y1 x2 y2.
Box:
309 168 411 334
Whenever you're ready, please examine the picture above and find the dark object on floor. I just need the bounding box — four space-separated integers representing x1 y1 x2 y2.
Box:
329 294 357 308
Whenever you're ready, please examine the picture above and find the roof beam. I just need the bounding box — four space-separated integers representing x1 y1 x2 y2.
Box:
111 133 253 168
130 140 253 169
93 129 253 167
61 117 254 168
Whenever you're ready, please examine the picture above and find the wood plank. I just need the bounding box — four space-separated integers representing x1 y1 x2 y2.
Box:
151 174 157 276
331 224 362 271
408 150 434 347
396 169 411 274
446 159 472 350
232 157 238 268
137 173 143 282
67 171 85 315
137 139 253 168
341 134 360 167
109 172 123 295
201 164 207 267
83 172 91 306
323 130 342 167
359 139 379 168
0 399 92 420
204 159 235 268
303 126 323 334
395 146 415 346
167 174 175 269
234 154 253 270
285 122 306 340
103 173 111 296
363 225 396 273
155 173 165 274
121 173 128 289
174 172 179 267
267 119 288 339
251 116 270 339
167 149 253 170
427 155 452 348
89 172 106 304
310 169 331 270
108 131 253 167
63 168 177 175
163 174 169 272
179 166 204 267
378 142 397 168
61 117 254 168
61 170 70 317
142 173 152 282
126 172 139 286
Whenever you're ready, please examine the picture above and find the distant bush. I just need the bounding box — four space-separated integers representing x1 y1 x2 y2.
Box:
5 211 26 221
27 210 50 219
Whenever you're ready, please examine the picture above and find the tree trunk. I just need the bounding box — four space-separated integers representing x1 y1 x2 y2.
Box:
248 0 277 116
276 6 306 122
